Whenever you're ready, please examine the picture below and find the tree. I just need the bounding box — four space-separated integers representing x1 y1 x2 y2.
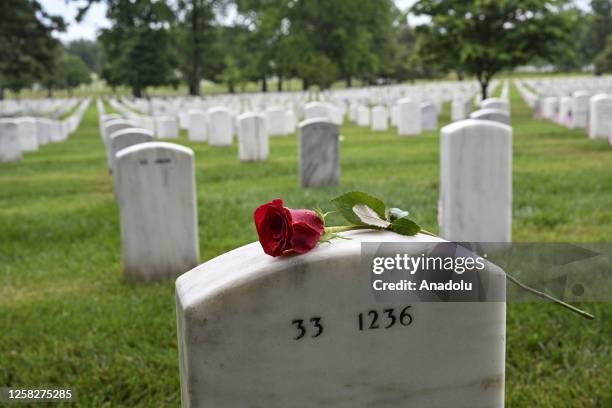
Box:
66 39 101 73
299 54 338 90
63 53 92 93
0 0 65 98
594 35 612 74
78 0 178 97
174 0 225 95
412 0 575 99
582 0 612 63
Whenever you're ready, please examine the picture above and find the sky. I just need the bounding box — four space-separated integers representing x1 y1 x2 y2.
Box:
42 0 425 42
42 0 588 43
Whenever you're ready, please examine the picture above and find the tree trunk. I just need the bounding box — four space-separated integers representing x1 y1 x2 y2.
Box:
277 74 283 92
133 86 142 98
480 80 489 100
228 82 235 93
189 0 202 96
346 76 352 88
0 87 4 100
47 87 53 98
261 76 267 92
457 71 464 81
302 79 309 91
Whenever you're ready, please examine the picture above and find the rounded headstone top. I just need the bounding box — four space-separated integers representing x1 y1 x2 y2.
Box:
109 127 154 140
176 230 444 309
443 118 512 134
115 141 194 160
238 112 266 121
298 117 336 128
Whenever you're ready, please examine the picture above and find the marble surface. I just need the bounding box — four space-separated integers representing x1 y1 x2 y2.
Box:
371 106 389 131
207 107 233 146
480 98 509 113
35 118 51 145
16 117 39 152
588 94 612 139
558 96 572 127
115 142 199 281
0 119 22 162
265 106 287 136
108 128 154 172
104 119 136 144
397 98 421 136
155 116 179 139
469 108 510 125
304 102 332 121
298 118 340 188
571 90 590 129
390 105 399 126
284 110 297 134
99 114 121 140
356 106 370 127
439 119 512 242
188 110 207 141
237 113 268 162
451 98 471 121
421 102 438 130
541 97 559 120
175 230 506 408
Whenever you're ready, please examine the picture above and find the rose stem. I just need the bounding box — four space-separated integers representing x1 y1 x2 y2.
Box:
505 273 594 320
324 225 374 233
325 226 593 320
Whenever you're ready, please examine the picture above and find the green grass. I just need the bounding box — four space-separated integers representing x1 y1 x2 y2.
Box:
1 83 611 407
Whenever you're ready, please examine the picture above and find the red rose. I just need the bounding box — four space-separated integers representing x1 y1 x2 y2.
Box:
254 199 325 257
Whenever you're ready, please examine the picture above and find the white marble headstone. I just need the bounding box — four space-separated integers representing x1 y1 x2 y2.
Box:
451 98 471 122
439 119 512 242
207 107 233 146
175 230 506 408
155 116 179 139
16 117 39 152
356 106 370 127
0 119 22 162
469 109 510 125
588 94 612 139
188 110 207 141
104 119 136 144
571 90 590 129
266 106 287 137
115 142 199 281
371 106 389 131
108 127 154 172
298 118 339 188
420 102 438 131
397 98 421 136
558 96 572 127
480 98 509 113
237 113 268 162
304 102 332 121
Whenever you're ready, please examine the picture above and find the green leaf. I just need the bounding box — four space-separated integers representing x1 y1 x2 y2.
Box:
389 216 421 236
331 191 387 225
352 204 391 228
388 207 409 221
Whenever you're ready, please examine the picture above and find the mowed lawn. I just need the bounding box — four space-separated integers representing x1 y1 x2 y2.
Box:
1 83 611 407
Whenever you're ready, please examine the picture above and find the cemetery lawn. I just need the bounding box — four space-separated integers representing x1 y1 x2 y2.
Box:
1 84 611 407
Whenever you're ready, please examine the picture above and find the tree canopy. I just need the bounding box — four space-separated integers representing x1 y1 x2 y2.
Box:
412 0 576 99
2 0 611 97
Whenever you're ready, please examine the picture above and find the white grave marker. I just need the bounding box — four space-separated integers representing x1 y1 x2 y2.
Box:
176 230 506 408
115 142 199 281
439 119 512 242
238 113 268 162
298 119 339 188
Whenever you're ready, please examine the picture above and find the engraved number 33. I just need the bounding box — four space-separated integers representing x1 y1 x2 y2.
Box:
292 317 323 340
